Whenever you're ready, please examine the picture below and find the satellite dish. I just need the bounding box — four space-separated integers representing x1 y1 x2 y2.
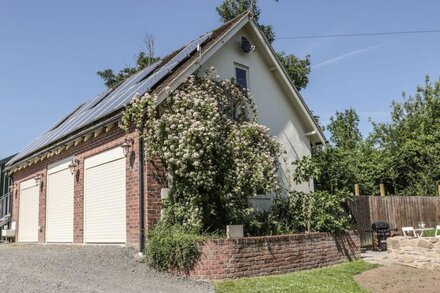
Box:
240 36 255 53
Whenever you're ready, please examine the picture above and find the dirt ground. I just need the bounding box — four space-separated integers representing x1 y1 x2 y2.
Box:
355 264 440 293
0 244 213 293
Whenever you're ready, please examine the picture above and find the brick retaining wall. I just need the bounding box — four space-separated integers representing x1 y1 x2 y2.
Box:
190 231 360 280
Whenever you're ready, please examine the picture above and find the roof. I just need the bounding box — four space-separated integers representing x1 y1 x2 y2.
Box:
7 11 325 170
0 155 16 166
7 13 246 168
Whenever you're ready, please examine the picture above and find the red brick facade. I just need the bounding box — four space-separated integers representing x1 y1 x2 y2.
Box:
10 127 359 278
11 127 165 250
190 231 360 280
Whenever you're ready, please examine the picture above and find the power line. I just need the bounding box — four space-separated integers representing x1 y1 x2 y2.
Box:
276 29 440 40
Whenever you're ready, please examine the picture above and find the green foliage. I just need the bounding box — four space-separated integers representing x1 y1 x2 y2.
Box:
215 260 378 293
276 52 312 91
259 24 276 44
122 69 280 232
298 77 440 196
311 191 352 232
327 108 363 149
370 76 440 195
246 190 351 236
313 146 361 194
145 221 205 273
291 155 320 185
216 0 261 24
97 34 159 88
216 0 275 43
216 0 311 90
97 54 159 88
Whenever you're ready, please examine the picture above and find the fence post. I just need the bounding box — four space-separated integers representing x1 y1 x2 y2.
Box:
380 183 385 197
354 184 360 196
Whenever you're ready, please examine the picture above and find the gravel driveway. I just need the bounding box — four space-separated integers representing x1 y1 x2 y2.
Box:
0 244 213 293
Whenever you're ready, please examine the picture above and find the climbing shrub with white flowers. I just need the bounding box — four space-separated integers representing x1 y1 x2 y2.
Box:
122 69 281 232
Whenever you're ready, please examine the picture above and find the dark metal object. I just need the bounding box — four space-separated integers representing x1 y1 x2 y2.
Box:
371 221 391 251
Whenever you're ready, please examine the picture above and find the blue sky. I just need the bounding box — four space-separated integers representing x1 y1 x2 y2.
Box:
1 0 440 158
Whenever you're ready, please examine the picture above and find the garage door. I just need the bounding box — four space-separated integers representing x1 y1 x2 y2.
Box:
84 147 126 243
46 158 74 243
18 178 39 242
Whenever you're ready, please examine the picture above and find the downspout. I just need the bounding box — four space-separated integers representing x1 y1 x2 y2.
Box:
138 136 146 252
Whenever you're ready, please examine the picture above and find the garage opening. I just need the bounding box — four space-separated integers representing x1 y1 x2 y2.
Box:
46 158 74 243
84 147 126 243
18 178 39 242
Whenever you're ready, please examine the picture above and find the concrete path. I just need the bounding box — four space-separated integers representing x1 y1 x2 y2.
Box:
361 250 390 265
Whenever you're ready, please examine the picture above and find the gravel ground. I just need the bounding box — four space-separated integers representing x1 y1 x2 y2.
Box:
0 244 213 293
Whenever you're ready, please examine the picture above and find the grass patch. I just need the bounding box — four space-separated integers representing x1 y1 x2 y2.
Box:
421 229 436 237
215 260 378 293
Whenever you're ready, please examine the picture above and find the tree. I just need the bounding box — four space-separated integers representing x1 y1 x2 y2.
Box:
293 107 378 194
97 34 159 88
216 0 312 91
293 77 440 196
216 0 276 43
370 76 440 195
327 108 362 149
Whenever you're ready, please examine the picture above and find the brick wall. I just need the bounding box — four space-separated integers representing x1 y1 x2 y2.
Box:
10 126 165 250
145 158 166 230
190 231 360 280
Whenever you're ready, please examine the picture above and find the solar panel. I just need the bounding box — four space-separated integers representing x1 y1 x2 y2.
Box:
8 32 212 166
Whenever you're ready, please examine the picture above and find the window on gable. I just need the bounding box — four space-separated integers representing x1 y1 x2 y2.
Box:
235 66 248 90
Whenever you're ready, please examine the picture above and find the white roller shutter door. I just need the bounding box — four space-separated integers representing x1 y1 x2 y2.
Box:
18 179 39 242
84 147 126 243
46 158 74 243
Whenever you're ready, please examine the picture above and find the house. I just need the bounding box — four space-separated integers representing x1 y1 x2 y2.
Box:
0 154 15 240
5 12 325 250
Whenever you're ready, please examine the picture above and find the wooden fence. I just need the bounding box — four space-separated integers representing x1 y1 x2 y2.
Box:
348 196 440 247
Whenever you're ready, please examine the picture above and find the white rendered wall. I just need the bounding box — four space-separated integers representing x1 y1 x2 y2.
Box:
199 26 314 193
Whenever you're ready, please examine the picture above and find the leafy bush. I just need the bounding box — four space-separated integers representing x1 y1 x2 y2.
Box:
145 222 206 273
311 190 352 233
295 77 440 196
245 191 352 236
